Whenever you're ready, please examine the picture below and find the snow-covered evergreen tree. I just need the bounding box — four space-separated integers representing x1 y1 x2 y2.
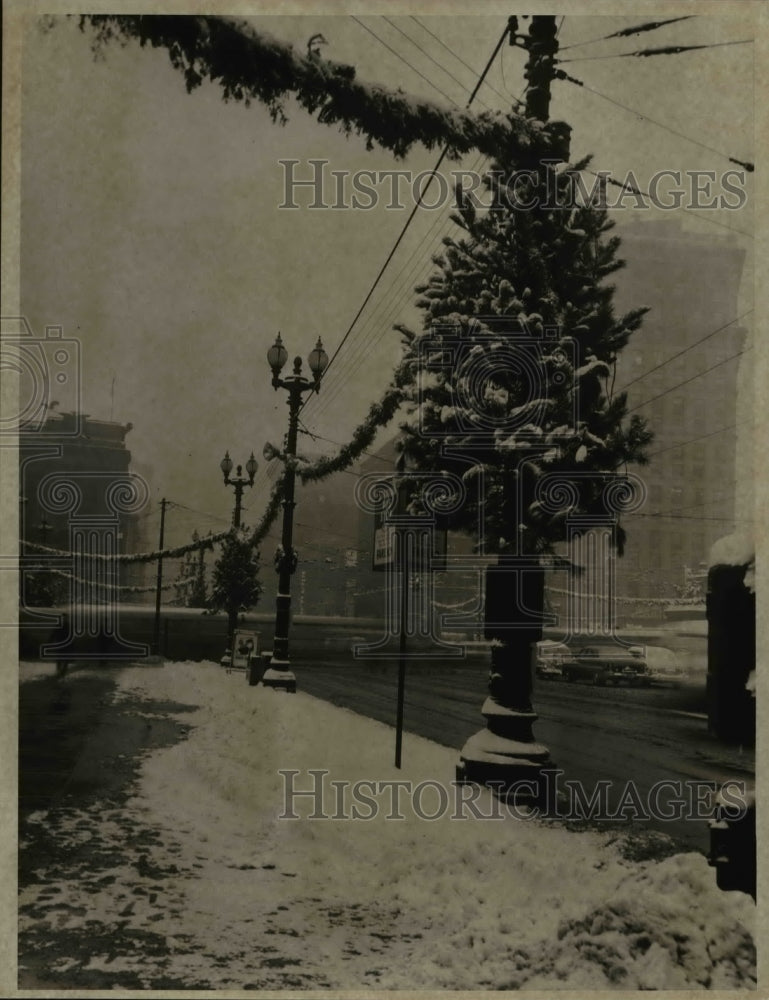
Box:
394 159 653 783
396 158 652 557
208 533 263 642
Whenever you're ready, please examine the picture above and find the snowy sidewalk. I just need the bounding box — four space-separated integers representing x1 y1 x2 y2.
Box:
19 660 756 990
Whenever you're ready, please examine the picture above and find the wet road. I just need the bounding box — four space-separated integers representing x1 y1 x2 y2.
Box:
295 651 754 854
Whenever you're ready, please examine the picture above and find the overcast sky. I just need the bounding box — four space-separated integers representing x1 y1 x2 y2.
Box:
14 7 755 545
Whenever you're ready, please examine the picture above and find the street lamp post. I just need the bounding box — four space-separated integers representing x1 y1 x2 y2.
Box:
220 451 258 644
220 451 258 529
264 333 328 692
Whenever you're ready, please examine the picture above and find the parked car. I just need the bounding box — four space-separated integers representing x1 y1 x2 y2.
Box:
532 640 570 679
560 645 651 686
635 645 684 686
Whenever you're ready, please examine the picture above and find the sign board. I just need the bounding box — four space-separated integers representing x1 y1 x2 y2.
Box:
371 512 447 572
372 512 395 571
230 628 260 671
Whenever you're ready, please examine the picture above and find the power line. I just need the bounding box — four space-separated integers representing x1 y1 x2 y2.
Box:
626 345 751 414
616 312 752 392
306 20 511 408
644 421 745 460
409 15 514 108
586 170 752 239
558 72 754 171
602 173 752 237
307 149 448 407
384 16 488 109
308 174 471 421
310 22 522 418
558 38 752 63
350 16 458 107
559 16 696 51
166 500 231 525
302 430 396 465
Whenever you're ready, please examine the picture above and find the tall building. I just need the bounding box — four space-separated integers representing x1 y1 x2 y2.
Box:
610 218 748 610
19 411 151 605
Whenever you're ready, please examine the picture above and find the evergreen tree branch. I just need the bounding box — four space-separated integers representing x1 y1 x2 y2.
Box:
79 14 566 163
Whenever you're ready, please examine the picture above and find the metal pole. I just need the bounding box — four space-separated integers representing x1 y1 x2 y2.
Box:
152 498 167 655
272 384 300 667
233 483 243 528
228 484 243 645
395 526 409 769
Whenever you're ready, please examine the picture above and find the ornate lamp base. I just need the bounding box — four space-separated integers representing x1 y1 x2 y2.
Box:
457 698 554 808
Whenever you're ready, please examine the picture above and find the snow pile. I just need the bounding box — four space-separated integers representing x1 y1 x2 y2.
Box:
708 531 754 570
20 660 755 990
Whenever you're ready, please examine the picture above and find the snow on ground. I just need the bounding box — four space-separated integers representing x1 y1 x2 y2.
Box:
20 660 755 990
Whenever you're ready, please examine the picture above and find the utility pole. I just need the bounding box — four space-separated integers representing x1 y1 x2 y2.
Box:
457 14 564 803
152 497 167 655
523 15 560 122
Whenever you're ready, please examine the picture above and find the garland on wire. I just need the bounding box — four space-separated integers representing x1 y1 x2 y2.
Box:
80 15 566 163
22 480 286 566
299 383 405 484
24 530 231 564
544 585 705 607
43 568 179 593
245 472 285 549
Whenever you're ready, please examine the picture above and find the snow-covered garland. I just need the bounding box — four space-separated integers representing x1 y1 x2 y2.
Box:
543 585 705 607
24 530 231 564
299 382 405 484
20 390 399 568
40 568 180 594
22 472 289 566
245 473 285 549
79 15 565 163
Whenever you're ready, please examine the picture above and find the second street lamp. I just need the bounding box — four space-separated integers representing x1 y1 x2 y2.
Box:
263 333 328 693
220 451 258 645
220 450 258 528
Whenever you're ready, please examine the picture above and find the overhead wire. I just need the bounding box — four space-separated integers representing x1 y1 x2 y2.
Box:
643 420 750 460
409 15 517 107
594 171 753 238
615 312 752 393
301 17 514 419
350 15 458 106
559 16 696 51
250 15 752 543
383 16 491 110
308 180 469 420
557 38 752 63
625 345 751 414
309 16 526 424
556 71 754 171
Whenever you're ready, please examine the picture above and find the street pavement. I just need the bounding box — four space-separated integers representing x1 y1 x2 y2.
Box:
295 651 754 854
